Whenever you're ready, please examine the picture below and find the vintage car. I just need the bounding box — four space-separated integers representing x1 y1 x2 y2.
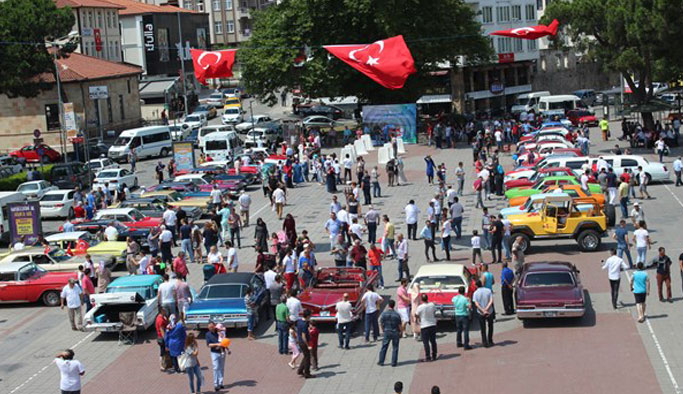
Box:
408 264 472 320
0 262 77 306
508 184 607 207
504 167 584 190
85 241 128 267
138 189 209 213
515 261 585 319
92 208 163 230
567 109 599 127
504 175 602 199
501 193 595 219
0 247 83 272
507 195 607 253
45 231 95 256
185 273 267 329
298 267 379 322
68 220 150 250
84 275 164 332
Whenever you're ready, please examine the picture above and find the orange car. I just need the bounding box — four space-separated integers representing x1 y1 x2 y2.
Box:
508 184 606 207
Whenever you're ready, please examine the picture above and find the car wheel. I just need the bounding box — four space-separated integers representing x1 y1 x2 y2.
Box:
604 204 616 227
42 290 61 307
160 148 169 157
577 229 601 251
511 233 530 254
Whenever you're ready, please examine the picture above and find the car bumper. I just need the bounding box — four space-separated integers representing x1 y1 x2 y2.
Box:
434 308 456 320
40 206 70 218
185 316 248 329
516 307 585 318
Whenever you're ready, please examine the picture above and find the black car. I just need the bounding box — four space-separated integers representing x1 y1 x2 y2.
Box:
71 220 150 250
50 162 91 190
298 105 345 120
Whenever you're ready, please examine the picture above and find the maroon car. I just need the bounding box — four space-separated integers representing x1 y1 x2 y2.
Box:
515 261 585 319
567 109 598 127
298 267 378 322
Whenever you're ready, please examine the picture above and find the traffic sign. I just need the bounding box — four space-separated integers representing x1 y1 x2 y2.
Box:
33 129 41 138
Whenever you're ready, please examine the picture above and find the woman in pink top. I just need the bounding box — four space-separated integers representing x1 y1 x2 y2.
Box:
396 279 411 337
409 282 421 339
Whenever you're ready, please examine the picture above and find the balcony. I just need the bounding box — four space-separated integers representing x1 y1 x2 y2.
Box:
239 7 251 17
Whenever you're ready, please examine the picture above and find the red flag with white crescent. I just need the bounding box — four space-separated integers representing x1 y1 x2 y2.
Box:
490 19 559 40
324 35 416 89
190 49 237 85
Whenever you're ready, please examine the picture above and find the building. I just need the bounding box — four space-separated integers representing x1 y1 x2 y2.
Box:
0 52 142 151
55 0 125 62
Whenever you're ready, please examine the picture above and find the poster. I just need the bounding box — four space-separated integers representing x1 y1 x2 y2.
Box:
8 202 41 245
173 141 195 172
361 104 417 143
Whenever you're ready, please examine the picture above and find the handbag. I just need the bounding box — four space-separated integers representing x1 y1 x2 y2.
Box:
178 352 192 372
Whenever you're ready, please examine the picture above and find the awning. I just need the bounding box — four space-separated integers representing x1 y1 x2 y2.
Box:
416 94 452 104
139 79 177 100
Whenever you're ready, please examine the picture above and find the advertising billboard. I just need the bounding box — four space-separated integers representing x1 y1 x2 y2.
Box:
361 104 417 144
8 202 41 245
173 141 195 172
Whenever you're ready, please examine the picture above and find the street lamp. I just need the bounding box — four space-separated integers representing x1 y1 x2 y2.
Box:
249 99 255 132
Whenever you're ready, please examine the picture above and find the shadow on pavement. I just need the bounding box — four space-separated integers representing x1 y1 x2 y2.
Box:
224 379 257 389
521 290 597 328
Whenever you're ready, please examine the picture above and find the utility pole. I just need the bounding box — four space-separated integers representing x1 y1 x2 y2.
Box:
53 49 68 163
177 11 189 117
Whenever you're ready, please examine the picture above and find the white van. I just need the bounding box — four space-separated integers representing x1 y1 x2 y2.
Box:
198 125 236 151
202 131 244 162
538 95 582 117
108 126 173 162
511 91 550 114
0 192 28 235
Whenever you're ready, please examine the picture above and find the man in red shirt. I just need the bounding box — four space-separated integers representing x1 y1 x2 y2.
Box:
74 202 85 219
349 239 367 270
172 251 188 278
155 308 169 371
367 243 384 289
308 321 320 370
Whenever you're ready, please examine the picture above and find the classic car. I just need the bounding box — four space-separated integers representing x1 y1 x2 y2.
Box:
504 167 595 190
508 184 607 207
501 193 595 219
408 264 472 320
111 198 167 218
39 189 76 219
504 175 602 199
515 261 585 319
518 126 572 143
137 190 209 214
515 146 583 165
17 180 57 201
10 144 61 163
298 267 379 322
567 109 598 127
517 138 574 153
85 241 127 266
0 262 77 306
93 208 163 230
185 273 267 329
67 220 150 250
84 275 164 332
0 247 82 272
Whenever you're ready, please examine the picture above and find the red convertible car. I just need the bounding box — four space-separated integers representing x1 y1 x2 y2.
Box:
0 261 77 306
515 261 585 319
298 267 378 322
10 144 61 163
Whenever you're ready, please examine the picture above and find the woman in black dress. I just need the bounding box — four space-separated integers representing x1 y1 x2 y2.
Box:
254 218 269 252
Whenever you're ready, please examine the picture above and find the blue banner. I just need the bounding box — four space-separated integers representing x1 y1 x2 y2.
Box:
362 104 417 144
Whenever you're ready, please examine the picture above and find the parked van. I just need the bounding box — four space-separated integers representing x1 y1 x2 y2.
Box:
511 91 550 114
202 131 244 162
108 126 173 162
198 125 236 151
573 89 597 106
538 95 582 117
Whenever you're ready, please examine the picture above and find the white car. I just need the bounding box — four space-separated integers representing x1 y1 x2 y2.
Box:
205 92 225 108
39 189 76 219
0 248 82 272
169 125 189 141
87 158 119 175
600 154 670 182
303 115 336 128
16 180 57 201
93 168 138 191
235 115 273 133
181 113 208 131
222 107 243 124
198 125 236 151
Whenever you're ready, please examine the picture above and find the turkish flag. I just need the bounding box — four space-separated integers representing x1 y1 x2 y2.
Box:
190 49 237 85
324 35 416 89
491 19 559 40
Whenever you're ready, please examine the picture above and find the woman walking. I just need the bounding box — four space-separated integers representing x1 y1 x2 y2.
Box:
631 262 650 322
95 258 112 293
288 324 301 368
183 333 202 393
424 155 436 184
164 315 186 373
397 157 408 185
410 283 422 339
254 218 269 252
283 214 297 248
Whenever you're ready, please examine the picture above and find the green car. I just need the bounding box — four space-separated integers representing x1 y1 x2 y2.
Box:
504 175 602 199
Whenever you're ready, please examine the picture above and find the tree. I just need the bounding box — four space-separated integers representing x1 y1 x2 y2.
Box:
0 0 75 98
239 0 492 105
543 0 683 128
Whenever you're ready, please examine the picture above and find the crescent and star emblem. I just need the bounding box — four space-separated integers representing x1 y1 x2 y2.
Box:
197 51 222 70
348 40 384 66
510 27 536 36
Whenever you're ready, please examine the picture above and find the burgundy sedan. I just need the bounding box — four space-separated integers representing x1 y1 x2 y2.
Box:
515 262 585 319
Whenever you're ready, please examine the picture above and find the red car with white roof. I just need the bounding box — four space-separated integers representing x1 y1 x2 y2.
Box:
0 261 77 306
408 264 472 320
91 208 162 229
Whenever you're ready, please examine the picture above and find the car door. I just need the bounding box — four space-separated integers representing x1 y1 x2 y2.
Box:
543 204 559 233
0 272 22 301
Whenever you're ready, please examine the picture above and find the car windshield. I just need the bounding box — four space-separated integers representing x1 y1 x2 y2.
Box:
41 193 65 202
49 249 72 262
226 98 240 105
17 263 46 281
97 170 119 178
225 108 240 115
195 105 209 112
198 284 244 299
114 136 132 146
414 275 465 290
18 183 39 192
185 116 200 122
90 161 102 168
576 111 592 116
516 97 530 105
524 272 575 287
106 285 153 300
128 209 145 221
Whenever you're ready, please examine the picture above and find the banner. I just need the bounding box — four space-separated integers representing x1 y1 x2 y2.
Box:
8 202 41 245
173 141 195 172
362 104 417 144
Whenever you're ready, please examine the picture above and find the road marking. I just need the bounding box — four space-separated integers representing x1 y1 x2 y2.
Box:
9 331 95 394
664 183 683 209
623 270 680 393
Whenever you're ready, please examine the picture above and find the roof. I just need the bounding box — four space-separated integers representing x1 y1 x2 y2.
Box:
139 79 177 99
103 0 197 15
121 197 162 203
44 189 73 195
522 261 574 272
109 274 162 287
45 231 89 242
55 0 125 9
0 261 37 273
413 264 466 277
206 273 254 286
96 208 135 216
40 52 142 84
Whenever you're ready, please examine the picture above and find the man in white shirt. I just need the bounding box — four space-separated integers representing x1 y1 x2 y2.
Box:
596 157 609 173
674 156 683 187
104 223 119 242
360 286 382 342
415 294 438 361
580 170 590 191
404 200 419 240
60 279 83 331
337 206 350 243
473 280 495 347
348 218 364 240
286 290 303 322
335 293 354 349
12 236 26 251
396 234 410 281
55 349 85 393
264 267 277 289
330 195 341 214
479 168 490 200
602 249 629 309
226 241 239 272
272 186 286 220
157 274 177 316
162 207 177 245
630 202 645 225
343 154 353 183
449 197 464 239
210 184 223 208
238 191 252 226
446 185 456 207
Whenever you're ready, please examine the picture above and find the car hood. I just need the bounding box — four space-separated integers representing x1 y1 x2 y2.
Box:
87 242 127 255
186 298 246 315
517 286 583 304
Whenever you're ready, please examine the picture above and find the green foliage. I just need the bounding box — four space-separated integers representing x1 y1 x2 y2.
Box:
239 0 492 105
0 165 53 191
0 0 75 98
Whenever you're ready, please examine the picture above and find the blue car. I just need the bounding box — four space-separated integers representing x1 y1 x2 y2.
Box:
185 273 267 329
500 192 594 219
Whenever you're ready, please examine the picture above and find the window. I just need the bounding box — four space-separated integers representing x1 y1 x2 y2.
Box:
114 41 120 60
213 0 220 10
527 39 537 51
537 0 543 10
227 21 235 33
88 11 93 28
225 0 232 9
511 5 521 20
621 159 638 167
526 4 536 20
107 11 112 28
44 104 59 130
214 21 223 34
119 95 125 120
496 6 510 22
481 6 493 23
82 13 88 28
497 37 512 53
97 11 103 27
107 97 113 123
514 38 523 52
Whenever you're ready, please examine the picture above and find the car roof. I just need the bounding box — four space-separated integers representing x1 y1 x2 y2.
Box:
414 264 465 277
3 247 53 257
109 274 162 287
45 232 89 241
121 197 161 204
206 273 254 285
97 208 136 215
0 261 35 273
522 261 574 272
529 192 569 201
19 180 46 185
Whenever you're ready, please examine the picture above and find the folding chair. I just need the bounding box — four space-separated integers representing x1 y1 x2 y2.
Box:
118 311 138 346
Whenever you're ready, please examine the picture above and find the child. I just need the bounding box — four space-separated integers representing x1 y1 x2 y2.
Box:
471 230 483 265
288 324 300 369
308 321 320 370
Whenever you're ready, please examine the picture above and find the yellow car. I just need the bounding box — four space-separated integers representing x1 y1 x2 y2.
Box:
140 189 210 212
223 96 242 110
86 241 128 266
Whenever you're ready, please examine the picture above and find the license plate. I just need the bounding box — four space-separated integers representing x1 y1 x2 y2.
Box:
320 311 330 317
543 311 557 317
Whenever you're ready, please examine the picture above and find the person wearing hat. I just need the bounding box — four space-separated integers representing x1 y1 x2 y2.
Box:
630 202 645 225
61 278 83 331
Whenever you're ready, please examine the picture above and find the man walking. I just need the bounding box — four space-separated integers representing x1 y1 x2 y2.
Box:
206 321 229 391
415 294 437 361
296 310 313 378
60 278 82 331
404 200 419 240
420 220 438 261
473 280 495 347
452 286 472 350
364 205 380 244
275 296 289 354
396 234 410 281
336 293 354 349
651 247 673 302
378 299 402 367
55 349 85 394
501 262 515 315
360 285 382 342
449 197 464 239
602 249 629 309
455 162 465 196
